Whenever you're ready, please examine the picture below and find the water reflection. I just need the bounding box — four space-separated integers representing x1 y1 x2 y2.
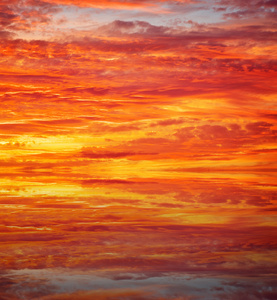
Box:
1 174 276 299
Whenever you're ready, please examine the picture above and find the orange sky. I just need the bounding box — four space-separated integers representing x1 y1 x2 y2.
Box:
0 0 277 299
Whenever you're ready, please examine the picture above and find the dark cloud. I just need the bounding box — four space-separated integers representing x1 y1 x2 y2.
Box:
64 87 110 96
81 178 135 184
215 0 277 20
80 148 156 159
98 20 170 37
0 9 17 27
175 122 277 146
0 0 60 32
80 149 138 159
0 29 14 38
0 233 65 242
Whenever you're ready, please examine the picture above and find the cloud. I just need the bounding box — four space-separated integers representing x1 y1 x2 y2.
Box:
0 29 13 38
0 0 60 33
64 87 110 96
98 20 170 36
34 118 84 126
0 9 18 28
93 20 277 45
42 0 195 12
0 2 276 300
80 148 138 159
175 122 277 147
0 233 65 242
80 147 157 159
0 120 85 136
81 178 135 184
151 118 185 127
41 289 149 300
214 0 277 21
1 270 276 300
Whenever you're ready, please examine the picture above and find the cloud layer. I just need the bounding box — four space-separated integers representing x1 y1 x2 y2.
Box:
0 0 276 299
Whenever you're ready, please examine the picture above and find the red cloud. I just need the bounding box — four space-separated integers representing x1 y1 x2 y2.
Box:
0 1 276 299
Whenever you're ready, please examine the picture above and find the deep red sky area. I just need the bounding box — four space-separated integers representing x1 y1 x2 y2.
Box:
0 0 277 299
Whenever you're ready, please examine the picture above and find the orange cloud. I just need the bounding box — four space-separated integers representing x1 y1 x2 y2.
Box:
0 1 276 299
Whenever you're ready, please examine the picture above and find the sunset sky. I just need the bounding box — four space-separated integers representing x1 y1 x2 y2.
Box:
0 0 277 299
